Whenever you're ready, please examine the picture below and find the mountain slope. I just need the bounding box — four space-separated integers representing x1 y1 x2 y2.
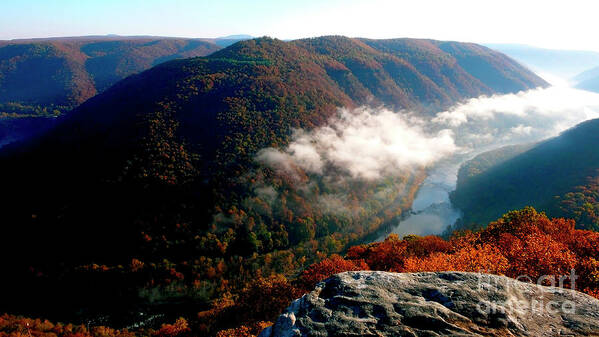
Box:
0 36 222 110
0 36 547 326
451 118 599 230
2 36 545 194
0 36 222 145
0 42 96 109
436 41 546 92
291 37 546 110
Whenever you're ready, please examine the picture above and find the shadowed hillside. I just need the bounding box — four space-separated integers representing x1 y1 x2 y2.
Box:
452 119 599 230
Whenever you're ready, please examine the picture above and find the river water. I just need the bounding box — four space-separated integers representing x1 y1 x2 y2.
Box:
376 158 462 240
376 149 492 240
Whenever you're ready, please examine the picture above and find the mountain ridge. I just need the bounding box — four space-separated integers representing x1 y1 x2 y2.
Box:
0 36 223 108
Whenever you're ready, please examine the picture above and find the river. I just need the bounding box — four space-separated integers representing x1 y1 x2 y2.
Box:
376 149 494 240
375 159 462 240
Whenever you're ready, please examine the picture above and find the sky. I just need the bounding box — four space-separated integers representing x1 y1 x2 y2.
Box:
2 0 599 51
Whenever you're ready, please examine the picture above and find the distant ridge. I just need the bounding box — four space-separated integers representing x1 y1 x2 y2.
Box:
0 35 547 147
216 34 253 40
485 43 599 78
574 65 599 93
0 36 222 109
0 36 224 144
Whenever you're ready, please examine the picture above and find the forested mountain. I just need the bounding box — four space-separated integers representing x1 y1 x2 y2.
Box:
293 37 546 109
0 36 546 117
0 36 546 332
0 36 222 111
0 36 222 145
0 36 547 147
451 118 599 230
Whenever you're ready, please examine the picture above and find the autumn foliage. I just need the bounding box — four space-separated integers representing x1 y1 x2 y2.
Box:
215 322 272 337
344 207 599 294
0 314 190 337
195 274 302 336
558 172 599 231
299 254 369 289
210 207 599 336
154 318 191 337
4 207 599 337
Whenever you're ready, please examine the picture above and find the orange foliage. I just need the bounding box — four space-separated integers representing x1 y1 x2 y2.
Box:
299 254 369 289
498 231 576 281
346 234 407 271
403 244 508 274
196 296 236 335
215 321 272 337
584 288 599 300
472 208 578 281
342 207 599 299
0 314 137 337
196 275 300 336
346 234 453 272
236 275 302 322
153 318 190 337
576 257 599 291
404 235 452 257
566 229 599 258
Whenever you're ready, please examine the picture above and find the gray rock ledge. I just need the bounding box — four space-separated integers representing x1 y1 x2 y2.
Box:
259 271 599 337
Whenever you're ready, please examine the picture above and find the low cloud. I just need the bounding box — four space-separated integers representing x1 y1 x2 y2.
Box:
433 86 599 148
259 87 599 184
257 107 458 180
433 86 599 127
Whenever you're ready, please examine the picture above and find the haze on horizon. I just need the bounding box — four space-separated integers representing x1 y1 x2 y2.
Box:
2 0 599 52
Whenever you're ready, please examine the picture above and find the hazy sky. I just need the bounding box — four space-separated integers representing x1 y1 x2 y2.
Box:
2 0 599 51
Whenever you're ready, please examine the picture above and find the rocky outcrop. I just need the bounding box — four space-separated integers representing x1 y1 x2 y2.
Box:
259 271 599 337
